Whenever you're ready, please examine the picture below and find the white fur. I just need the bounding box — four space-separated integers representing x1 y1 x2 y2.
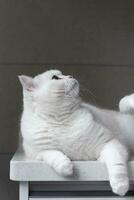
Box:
119 94 134 114
19 70 134 196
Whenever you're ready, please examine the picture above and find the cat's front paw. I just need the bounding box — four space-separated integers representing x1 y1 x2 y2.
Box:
54 159 73 176
110 175 129 196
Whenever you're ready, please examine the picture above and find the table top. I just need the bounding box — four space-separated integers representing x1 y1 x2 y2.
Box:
10 150 134 181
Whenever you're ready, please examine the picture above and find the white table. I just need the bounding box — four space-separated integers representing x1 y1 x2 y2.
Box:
10 150 134 200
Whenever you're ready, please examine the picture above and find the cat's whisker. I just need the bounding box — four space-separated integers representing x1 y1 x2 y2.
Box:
80 84 96 99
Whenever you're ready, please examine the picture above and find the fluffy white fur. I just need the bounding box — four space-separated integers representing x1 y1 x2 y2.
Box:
19 70 134 196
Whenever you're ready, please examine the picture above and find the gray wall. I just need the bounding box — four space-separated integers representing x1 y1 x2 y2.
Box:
1 0 134 199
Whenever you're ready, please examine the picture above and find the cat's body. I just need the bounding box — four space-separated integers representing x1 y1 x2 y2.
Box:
21 102 113 161
19 70 134 196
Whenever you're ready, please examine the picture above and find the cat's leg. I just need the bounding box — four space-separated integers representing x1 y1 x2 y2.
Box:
99 139 129 196
119 94 134 114
23 142 73 176
36 150 73 176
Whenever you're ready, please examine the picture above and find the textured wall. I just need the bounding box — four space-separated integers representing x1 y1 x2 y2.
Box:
0 0 134 64
1 0 134 200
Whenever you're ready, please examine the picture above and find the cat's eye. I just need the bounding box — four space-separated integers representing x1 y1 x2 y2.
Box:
52 75 60 80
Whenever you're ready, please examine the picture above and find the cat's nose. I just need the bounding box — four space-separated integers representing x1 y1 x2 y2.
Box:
68 75 73 78
59 75 73 79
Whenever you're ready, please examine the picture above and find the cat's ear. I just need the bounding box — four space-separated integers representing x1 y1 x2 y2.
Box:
18 75 34 91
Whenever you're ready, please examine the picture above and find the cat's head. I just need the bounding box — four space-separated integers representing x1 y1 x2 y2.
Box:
18 70 80 113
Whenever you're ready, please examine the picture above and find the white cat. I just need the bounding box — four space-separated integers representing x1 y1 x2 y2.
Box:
19 69 134 196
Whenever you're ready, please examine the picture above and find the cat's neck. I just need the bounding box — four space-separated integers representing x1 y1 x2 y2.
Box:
34 97 82 123
22 88 82 122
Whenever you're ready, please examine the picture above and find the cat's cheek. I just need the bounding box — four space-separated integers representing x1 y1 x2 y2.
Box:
51 81 65 91
33 102 37 112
